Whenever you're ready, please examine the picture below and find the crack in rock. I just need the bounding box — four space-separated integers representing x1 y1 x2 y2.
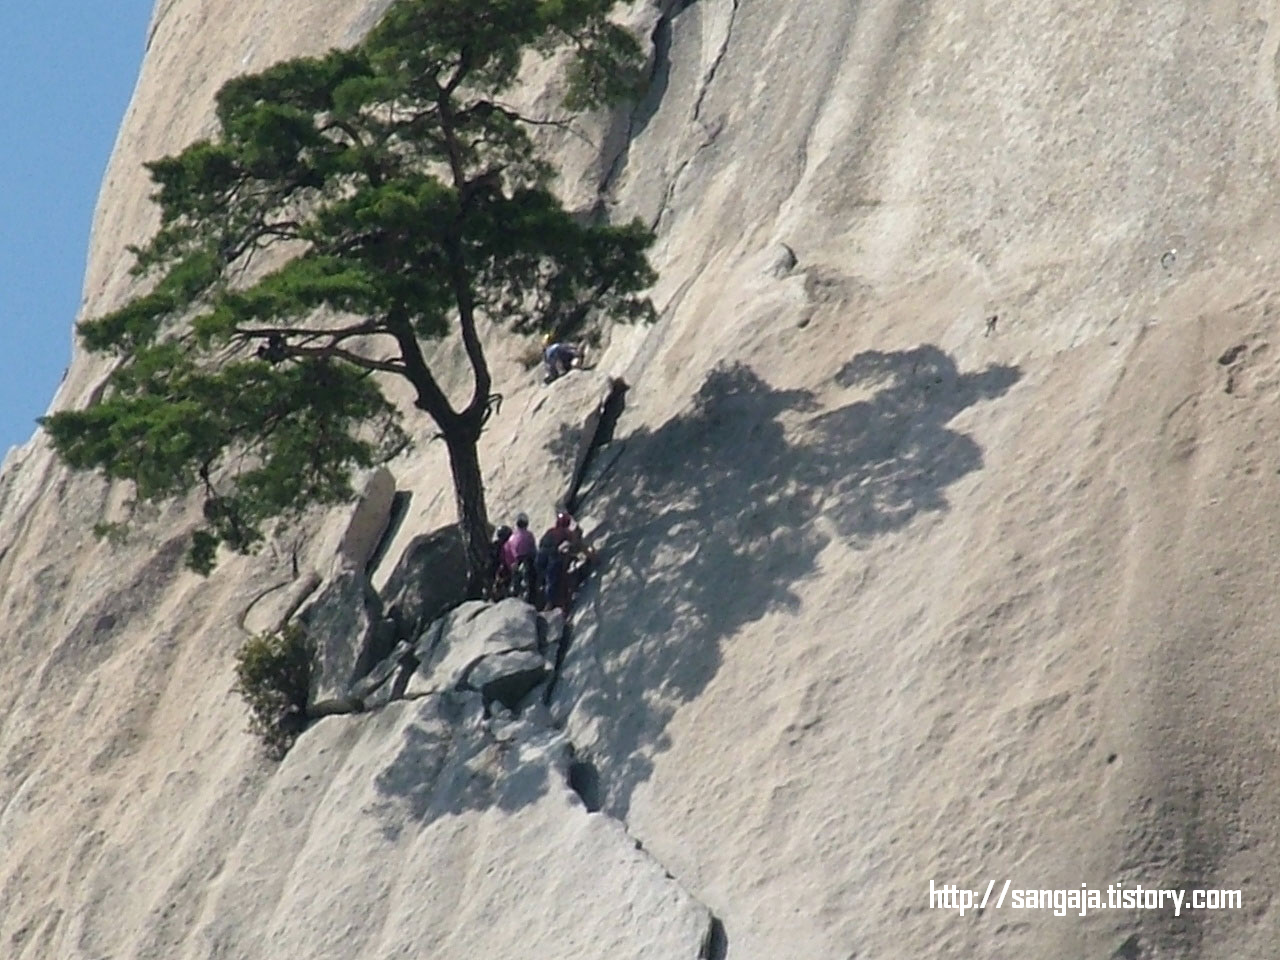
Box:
235 576 295 633
562 750 729 959
652 0 739 228
563 377 629 513
601 0 738 216
691 0 740 122
304 598 727 957
567 758 603 812
598 0 690 199
646 0 740 231
542 609 574 707
650 118 723 231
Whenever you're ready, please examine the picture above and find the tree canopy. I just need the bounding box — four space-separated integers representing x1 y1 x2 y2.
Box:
43 0 658 583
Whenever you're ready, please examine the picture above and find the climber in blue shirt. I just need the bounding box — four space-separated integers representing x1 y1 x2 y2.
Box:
543 339 580 384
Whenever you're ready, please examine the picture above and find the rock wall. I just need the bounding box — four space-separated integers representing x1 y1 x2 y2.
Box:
6 1 1280 958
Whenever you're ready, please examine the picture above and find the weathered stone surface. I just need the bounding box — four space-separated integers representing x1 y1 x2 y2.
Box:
296 568 382 715
537 608 566 649
562 377 629 513
350 639 417 703
16 0 1280 959
462 649 549 711
239 568 323 636
479 369 619 532
334 467 396 574
379 524 468 642
360 664 418 713
419 599 539 690
765 242 798 278
378 603 547 711
466 599 539 652
191 696 713 960
412 612 450 660
402 666 437 701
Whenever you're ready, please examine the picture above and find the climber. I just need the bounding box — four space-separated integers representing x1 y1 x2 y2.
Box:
557 518 596 612
535 513 571 611
536 511 595 611
543 337 580 384
487 525 513 600
502 512 538 602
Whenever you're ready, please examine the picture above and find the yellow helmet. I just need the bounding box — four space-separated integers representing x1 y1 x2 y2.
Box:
543 332 555 346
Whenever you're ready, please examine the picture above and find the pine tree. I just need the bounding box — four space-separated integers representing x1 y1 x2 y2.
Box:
42 0 657 590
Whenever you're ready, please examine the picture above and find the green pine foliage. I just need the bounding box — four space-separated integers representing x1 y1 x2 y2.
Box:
233 623 313 759
43 0 657 580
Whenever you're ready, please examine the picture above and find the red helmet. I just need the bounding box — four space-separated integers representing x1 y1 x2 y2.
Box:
555 512 572 529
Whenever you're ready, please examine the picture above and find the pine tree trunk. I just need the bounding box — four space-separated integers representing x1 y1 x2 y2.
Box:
443 430 491 598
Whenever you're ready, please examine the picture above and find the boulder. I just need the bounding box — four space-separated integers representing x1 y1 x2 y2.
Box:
462 649 550 711
380 524 469 642
296 568 383 715
766 241 798 278
402 614 454 700
320 596 530 714
404 600 541 703
334 467 396 574
420 599 539 688
466 599 540 652
350 639 418 705
410 611 450 659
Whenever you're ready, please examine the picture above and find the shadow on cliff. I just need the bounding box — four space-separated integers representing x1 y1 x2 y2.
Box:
562 346 1021 818
371 346 1019 829
371 696 564 838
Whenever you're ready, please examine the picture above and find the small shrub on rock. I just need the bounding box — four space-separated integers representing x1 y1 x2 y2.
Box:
234 623 313 759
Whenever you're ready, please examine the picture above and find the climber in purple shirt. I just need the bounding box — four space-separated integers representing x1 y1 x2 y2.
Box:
501 512 536 571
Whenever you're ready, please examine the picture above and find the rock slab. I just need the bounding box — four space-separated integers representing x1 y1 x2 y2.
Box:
379 524 469 642
297 568 383 715
190 696 714 960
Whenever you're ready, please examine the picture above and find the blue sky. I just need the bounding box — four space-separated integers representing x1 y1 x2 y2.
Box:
0 2 155 456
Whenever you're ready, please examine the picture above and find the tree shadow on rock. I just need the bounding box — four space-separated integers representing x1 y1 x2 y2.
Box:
368 347 1020 830
804 346 1022 539
371 697 554 837
568 347 1021 818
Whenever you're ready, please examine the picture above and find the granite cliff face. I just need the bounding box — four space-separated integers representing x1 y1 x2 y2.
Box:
6 1 1280 957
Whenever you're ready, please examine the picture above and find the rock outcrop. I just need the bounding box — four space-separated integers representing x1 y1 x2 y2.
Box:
378 524 469 642
195 693 716 960
357 598 554 710
297 567 385 714
7 1 1280 959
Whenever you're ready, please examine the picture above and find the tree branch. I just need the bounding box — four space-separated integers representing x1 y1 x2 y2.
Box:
386 312 461 426
442 47 473 95
283 343 407 374
319 118 366 148
235 319 384 342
